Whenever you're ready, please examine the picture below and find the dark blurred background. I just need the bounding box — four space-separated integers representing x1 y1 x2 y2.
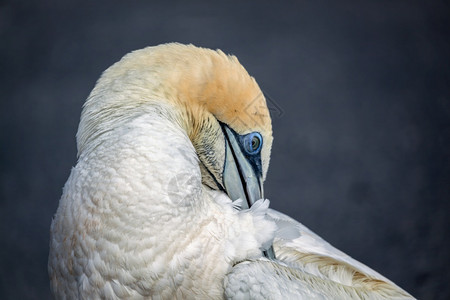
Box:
1 1 449 299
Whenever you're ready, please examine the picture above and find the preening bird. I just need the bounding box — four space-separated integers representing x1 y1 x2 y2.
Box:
49 43 414 299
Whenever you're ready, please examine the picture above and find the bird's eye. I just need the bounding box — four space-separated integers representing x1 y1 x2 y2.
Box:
243 132 263 155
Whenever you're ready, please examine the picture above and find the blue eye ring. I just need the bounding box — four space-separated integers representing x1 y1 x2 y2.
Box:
243 132 263 155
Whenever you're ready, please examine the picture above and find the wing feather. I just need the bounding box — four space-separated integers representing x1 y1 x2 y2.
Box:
224 209 415 299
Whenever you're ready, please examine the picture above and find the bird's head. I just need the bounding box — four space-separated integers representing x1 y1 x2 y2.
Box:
77 43 273 209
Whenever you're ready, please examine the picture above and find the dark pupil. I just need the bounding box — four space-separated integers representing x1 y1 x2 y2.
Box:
251 136 259 150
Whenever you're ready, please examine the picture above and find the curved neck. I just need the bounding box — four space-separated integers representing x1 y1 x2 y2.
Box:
77 107 203 217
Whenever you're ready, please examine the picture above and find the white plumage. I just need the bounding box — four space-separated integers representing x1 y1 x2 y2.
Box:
49 43 414 299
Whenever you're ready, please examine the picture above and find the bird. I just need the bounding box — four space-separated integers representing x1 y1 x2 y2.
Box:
48 43 414 299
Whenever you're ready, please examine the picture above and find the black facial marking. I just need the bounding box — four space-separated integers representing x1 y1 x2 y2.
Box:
219 122 263 178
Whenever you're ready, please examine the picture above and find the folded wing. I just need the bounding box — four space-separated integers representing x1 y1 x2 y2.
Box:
225 209 415 299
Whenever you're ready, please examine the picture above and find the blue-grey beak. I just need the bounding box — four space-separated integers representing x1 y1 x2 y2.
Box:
222 126 263 209
222 125 276 259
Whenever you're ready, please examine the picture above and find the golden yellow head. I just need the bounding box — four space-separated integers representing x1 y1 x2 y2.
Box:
79 43 273 192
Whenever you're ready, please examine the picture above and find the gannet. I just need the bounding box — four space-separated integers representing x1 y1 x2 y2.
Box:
48 43 414 299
